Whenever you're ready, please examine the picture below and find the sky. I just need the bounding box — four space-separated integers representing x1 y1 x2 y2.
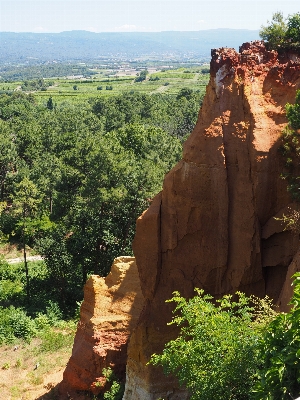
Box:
0 0 299 33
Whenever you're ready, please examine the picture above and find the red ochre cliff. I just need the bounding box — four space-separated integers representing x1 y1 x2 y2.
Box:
61 42 300 399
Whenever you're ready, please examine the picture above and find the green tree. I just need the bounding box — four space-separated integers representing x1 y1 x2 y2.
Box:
286 13 300 44
12 177 41 301
260 12 287 49
134 69 148 82
37 227 79 310
260 12 300 50
0 120 17 200
46 96 54 110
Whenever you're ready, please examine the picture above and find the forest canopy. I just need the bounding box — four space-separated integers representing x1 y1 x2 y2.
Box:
0 88 203 313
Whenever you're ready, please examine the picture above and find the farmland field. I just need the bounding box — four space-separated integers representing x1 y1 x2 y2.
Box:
11 65 210 105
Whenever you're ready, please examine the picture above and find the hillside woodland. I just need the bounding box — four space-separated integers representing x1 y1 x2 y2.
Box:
0 89 206 314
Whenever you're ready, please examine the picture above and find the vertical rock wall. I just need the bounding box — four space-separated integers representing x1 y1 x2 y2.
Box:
60 257 144 397
124 42 300 399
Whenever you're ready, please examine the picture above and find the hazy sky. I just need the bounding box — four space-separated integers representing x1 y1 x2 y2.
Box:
0 0 299 33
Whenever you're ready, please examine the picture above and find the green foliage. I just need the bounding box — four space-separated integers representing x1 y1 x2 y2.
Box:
2 362 10 370
103 381 124 400
201 67 210 74
279 90 300 201
260 12 288 49
134 69 148 82
149 75 160 81
0 279 23 303
150 289 275 400
21 78 49 92
275 208 300 234
91 90 202 137
260 12 300 50
0 86 202 314
286 90 300 130
0 63 95 81
102 367 124 400
0 290 75 345
0 306 36 344
37 324 75 353
286 13 300 44
253 273 300 399
46 96 54 110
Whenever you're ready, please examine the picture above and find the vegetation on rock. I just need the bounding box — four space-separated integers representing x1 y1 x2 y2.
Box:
260 12 300 50
279 90 300 231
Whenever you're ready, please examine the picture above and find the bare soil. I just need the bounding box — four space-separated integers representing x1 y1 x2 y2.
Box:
0 340 70 400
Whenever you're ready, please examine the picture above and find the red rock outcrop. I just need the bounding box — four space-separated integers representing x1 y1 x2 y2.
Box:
60 257 144 397
123 42 300 399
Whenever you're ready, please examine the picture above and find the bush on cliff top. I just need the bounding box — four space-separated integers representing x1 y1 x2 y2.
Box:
260 12 300 50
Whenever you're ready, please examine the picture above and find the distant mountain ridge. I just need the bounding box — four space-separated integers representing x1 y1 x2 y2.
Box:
0 29 260 63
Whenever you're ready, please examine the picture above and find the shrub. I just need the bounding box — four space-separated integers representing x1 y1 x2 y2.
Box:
102 367 124 400
0 306 36 344
45 300 63 325
253 273 300 399
149 76 160 81
0 279 23 302
37 328 74 352
201 67 210 74
104 381 124 400
149 289 275 400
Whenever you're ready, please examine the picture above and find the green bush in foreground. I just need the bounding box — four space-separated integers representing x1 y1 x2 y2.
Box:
150 289 275 400
253 273 300 399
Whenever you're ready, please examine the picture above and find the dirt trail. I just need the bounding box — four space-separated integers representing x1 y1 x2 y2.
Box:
7 256 43 264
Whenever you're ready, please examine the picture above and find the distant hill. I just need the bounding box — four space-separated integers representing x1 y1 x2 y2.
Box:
0 29 260 63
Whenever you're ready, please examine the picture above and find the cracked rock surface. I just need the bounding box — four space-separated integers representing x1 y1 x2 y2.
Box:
125 41 300 399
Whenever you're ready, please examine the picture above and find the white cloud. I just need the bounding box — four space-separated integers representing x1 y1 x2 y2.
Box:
32 26 47 32
113 24 137 32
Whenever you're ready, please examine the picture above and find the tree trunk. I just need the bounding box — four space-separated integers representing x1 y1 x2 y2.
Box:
23 223 30 302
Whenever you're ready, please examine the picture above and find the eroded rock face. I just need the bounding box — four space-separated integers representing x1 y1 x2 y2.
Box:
60 257 144 397
124 42 300 399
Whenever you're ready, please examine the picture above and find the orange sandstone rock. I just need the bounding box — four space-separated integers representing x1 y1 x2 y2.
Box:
124 42 300 399
60 256 144 397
